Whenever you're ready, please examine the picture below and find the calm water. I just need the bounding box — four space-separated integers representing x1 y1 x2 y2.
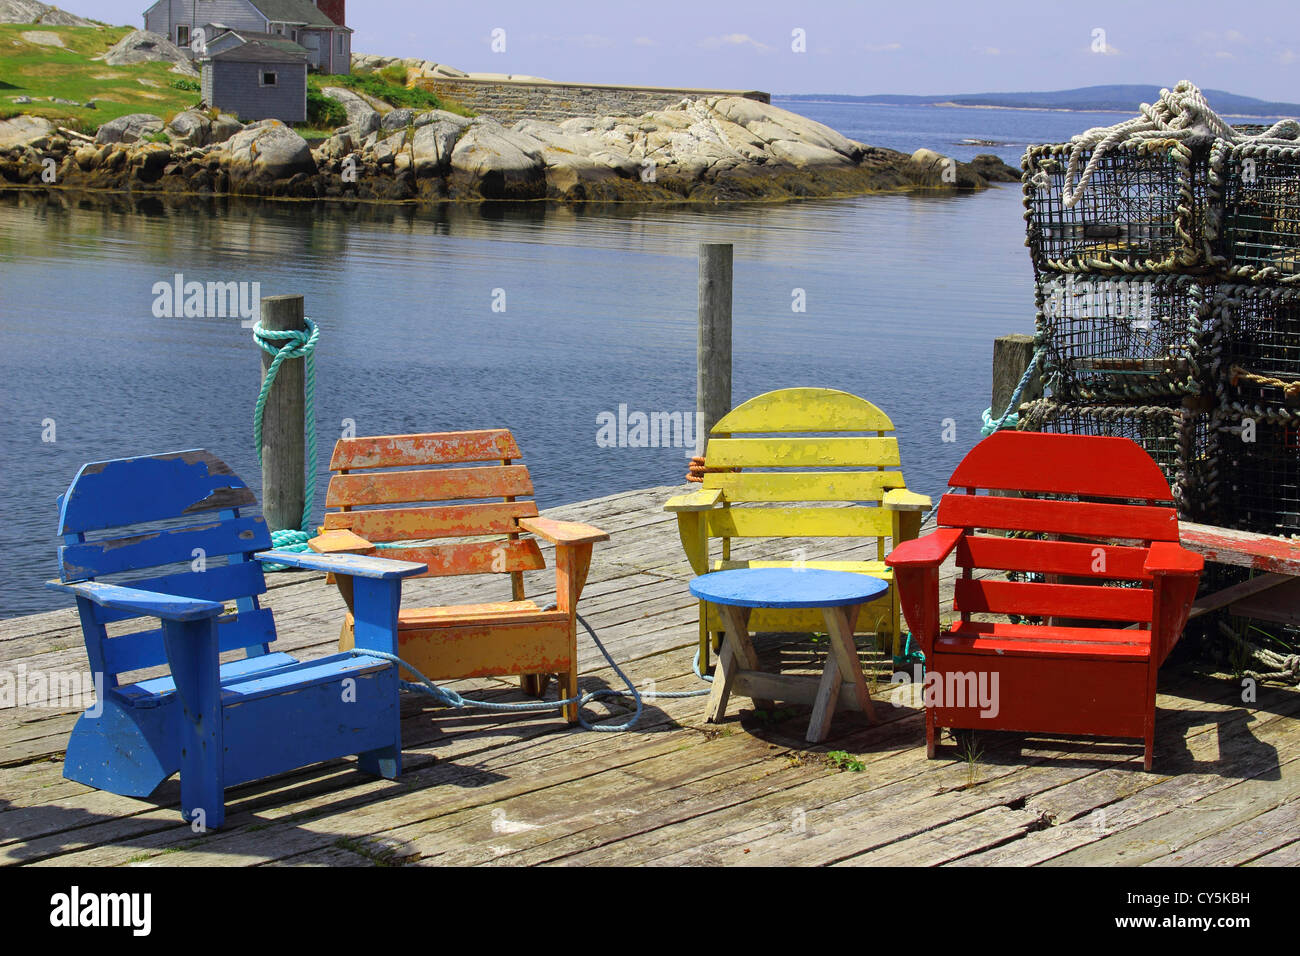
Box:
0 102 1126 617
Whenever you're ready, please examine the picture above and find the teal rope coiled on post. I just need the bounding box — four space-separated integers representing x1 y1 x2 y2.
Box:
980 347 1044 437
253 317 320 567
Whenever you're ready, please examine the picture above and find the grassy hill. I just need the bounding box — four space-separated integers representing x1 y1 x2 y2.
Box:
0 24 464 137
0 24 203 131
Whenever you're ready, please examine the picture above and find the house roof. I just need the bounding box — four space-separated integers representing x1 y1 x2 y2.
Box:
247 0 343 29
207 38 311 63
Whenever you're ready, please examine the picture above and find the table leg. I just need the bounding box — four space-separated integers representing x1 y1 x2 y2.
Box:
807 603 877 744
704 604 773 723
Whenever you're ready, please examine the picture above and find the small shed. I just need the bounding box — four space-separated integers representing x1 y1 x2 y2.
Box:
200 37 309 124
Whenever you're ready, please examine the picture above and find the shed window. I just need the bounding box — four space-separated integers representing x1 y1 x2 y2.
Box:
261 71 278 87
177 25 190 46
337 34 345 54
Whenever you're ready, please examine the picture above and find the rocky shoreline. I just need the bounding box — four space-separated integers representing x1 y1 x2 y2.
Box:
0 95 1018 204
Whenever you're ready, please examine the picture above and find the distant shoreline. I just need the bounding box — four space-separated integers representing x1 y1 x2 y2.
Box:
772 97 1294 121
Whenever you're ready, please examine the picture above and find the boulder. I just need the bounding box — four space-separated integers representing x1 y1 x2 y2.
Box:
767 139 853 168
380 108 416 132
167 109 243 147
0 114 55 149
0 1 96 26
708 96 863 160
449 118 545 198
969 153 1020 182
96 30 197 77
321 86 382 135
223 121 315 181
403 119 467 174
95 113 164 145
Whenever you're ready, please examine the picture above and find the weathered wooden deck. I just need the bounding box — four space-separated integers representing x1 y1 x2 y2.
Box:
2 485 1298 867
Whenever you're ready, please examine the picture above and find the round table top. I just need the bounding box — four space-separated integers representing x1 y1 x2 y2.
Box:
688 568 889 609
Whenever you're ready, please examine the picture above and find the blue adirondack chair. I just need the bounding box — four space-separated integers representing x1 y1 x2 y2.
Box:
46 450 428 831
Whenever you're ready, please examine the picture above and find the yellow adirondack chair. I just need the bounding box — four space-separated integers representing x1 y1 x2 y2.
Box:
665 388 930 669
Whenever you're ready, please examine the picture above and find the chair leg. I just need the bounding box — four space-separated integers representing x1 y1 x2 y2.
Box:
520 674 549 697
163 618 225 831
558 670 579 724
926 712 938 759
358 744 401 779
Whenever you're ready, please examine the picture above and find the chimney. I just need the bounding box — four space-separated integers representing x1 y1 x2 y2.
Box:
315 0 346 25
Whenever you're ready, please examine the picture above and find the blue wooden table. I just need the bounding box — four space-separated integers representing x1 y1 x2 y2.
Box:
689 568 890 743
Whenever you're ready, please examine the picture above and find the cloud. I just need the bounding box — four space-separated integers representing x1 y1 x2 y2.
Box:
699 33 772 53
1282 49 1297 64
978 46 1001 56
1215 50 1233 59
633 36 656 48
864 42 902 53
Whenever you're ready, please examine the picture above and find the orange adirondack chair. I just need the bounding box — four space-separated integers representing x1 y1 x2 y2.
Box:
886 431 1203 771
311 430 609 723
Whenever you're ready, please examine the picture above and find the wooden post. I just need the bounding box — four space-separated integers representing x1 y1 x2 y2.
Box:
698 243 733 441
992 334 1041 424
260 294 306 533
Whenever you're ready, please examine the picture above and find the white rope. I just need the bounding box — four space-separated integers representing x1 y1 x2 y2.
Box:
1061 80 1300 208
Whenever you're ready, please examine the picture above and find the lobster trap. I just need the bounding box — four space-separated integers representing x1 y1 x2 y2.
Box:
1036 274 1211 401
1215 410 1300 535
1215 141 1300 282
1022 138 1214 275
1212 284 1300 409
1018 400 1216 521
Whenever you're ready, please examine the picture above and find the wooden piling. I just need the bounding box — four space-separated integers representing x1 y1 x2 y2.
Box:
259 294 306 533
698 243 733 440
992 333 1041 423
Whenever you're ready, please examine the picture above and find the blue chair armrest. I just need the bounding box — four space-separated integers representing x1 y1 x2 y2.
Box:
46 580 224 622
255 550 428 579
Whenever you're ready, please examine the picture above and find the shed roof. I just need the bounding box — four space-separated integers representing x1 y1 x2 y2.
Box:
207 38 311 63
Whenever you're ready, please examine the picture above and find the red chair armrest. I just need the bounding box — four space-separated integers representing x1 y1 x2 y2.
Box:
886 527 963 568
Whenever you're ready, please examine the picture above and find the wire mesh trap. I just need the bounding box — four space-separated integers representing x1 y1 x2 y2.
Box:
1022 139 1213 275
1212 284 1300 411
1018 400 1215 521
1036 274 1211 401
1216 142 1300 283
1215 410 1300 535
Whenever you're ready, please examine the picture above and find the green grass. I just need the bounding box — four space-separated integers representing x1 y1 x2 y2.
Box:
310 69 473 117
0 24 204 132
826 750 865 772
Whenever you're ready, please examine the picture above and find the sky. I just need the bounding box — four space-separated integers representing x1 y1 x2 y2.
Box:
84 0 1299 99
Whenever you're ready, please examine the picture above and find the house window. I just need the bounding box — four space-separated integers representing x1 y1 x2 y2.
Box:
337 34 345 54
274 23 284 35
177 25 190 46
291 30 298 42
261 71 278 87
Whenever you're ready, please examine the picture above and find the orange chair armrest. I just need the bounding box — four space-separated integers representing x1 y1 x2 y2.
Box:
309 529 376 555
519 516 610 546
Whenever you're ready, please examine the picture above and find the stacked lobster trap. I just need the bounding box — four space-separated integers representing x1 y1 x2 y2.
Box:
1016 83 1300 527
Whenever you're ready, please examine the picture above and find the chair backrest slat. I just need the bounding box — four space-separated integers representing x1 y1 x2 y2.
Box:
326 465 533 507
704 471 905 503
954 578 1153 624
708 506 894 539
330 430 522 470
706 437 900 469
321 501 539 542
58 450 257 535
375 540 546 577
938 494 1179 542
957 536 1152 581
57 450 275 687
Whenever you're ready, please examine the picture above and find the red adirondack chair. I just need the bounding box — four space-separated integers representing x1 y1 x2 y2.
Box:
885 431 1203 771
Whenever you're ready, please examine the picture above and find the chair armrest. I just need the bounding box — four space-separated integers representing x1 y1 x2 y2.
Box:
1144 541 1204 576
664 488 724 512
518 516 610 545
309 529 376 555
256 550 427 580
883 488 932 512
885 527 963 569
45 580 224 622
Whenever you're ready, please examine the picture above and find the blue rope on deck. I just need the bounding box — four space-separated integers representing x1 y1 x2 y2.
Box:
351 613 712 733
252 318 319 570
